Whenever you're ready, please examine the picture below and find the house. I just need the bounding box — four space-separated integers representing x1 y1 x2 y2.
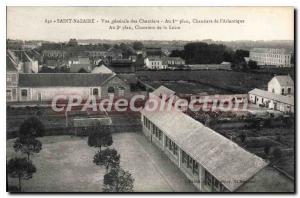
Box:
68 56 91 73
220 61 232 67
91 64 114 74
42 49 66 59
107 48 123 61
141 92 293 192
86 50 108 58
16 73 130 102
248 88 294 113
145 57 166 70
249 48 292 67
162 57 185 66
6 55 19 102
7 50 23 72
8 51 39 73
268 75 294 95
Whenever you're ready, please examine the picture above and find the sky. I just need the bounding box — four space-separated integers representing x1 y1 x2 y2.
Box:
7 7 294 42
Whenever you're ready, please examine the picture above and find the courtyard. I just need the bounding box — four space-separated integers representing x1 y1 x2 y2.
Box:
7 132 197 192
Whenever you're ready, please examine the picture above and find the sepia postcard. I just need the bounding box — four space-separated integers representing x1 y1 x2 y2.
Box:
6 6 295 193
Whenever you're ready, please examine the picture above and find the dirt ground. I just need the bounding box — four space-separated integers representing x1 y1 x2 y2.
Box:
7 133 197 192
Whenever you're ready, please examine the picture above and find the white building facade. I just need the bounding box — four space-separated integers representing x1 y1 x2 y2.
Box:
144 57 166 69
249 48 292 67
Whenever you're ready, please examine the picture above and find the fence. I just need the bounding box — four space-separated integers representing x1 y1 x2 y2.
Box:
7 123 142 139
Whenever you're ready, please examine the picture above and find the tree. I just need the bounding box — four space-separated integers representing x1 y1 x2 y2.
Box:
132 41 144 51
93 148 120 173
272 148 282 159
248 60 258 69
18 117 45 139
14 138 42 161
87 126 113 151
264 144 272 156
103 167 134 192
183 42 227 64
134 54 145 67
239 131 247 143
7 157 36 192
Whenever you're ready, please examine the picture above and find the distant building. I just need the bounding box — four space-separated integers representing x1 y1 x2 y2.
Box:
248 75 294 113
91 64 114 74
188 64 231 70
86 50 108 58
220 61 232 67
249 48 292 67
43 49 66 59
162 57 185 66
6 55 19 102
107 48 123 60
21 52 39 73
7 51 39 73
268 75 294 95
68 56 91 73
248 88 294 113
145 57 166 70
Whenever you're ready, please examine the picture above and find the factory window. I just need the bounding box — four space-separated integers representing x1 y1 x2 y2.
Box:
182 150 199 176
165 136 178 156
118 87 125 97
108 87 115 94
204 170 226 192
288 88 291 94
6 75 12 82
92 88 99 96
21 89 28 97
281 88 285 95
151 125 162 141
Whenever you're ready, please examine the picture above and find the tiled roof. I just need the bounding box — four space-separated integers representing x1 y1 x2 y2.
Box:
18 73 115 87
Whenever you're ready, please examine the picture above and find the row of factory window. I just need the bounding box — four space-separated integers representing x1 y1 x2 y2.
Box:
142 115 227 192
204 170 227 192
251 57 290 63
251 53 290 59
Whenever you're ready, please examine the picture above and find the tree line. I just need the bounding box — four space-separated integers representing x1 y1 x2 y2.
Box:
170 42 258 70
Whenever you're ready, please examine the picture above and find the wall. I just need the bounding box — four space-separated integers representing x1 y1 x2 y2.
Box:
141 113 204 191
18 86 99 101
101 76 130 98
268 79 294 95
248 93 294 113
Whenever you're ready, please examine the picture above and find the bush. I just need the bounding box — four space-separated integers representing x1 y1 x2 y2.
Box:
272 148 282 159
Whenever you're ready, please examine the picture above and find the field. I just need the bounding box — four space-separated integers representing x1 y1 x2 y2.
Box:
136 70 294 94
7 133 197 192
6 106 141 137
211 120 295 177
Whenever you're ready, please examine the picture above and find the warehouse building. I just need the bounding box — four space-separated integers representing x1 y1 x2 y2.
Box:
140 90 294 192
7 73 130 102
